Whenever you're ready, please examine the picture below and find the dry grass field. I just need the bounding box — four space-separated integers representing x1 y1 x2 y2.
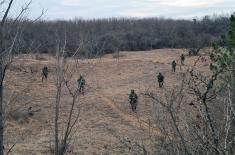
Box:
3 49 210 154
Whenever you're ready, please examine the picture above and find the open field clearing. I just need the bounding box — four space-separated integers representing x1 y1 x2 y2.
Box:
4 49 210 154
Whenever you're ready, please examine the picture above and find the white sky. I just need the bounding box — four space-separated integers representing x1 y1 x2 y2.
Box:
9 0 235 20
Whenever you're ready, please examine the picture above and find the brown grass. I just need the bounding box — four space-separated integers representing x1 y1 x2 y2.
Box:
3 49 210 154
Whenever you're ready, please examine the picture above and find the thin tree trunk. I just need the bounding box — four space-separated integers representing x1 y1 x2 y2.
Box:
0 1 15 152
232 62 235 112
0 84 3 155
169 108 190 155
61 96 76 155
0 62 4 155
54 78 62 154
231 62 235 154
55 51 63 155
202 99 219 151
55 84 61 155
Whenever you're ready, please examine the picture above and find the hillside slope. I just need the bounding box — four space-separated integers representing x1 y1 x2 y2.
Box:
4 49 210 154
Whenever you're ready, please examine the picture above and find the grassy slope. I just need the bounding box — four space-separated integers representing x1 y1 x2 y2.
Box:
4 49 210 154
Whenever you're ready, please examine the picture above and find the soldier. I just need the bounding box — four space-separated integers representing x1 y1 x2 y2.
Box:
129 89 138 112
180 54 185 65
42 66 48 82
157 72 164 88
172 60 177 72
77 75 86 95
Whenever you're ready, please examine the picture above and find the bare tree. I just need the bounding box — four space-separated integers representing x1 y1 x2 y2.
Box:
0 0 14 152
52 33 81 155
145 79 191 155
0 0 45 154
145 54 234 154
0 1 27 154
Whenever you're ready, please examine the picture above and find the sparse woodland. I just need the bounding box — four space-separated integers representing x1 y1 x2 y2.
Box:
145 14 235 155
9 15 230 57
0 0 234 155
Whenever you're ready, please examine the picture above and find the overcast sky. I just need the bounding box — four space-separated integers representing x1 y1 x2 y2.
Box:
11 0 235 20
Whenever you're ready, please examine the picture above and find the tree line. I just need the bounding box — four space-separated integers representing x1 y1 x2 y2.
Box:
9 15 230 57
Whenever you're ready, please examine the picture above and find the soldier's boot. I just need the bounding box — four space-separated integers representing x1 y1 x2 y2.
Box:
131 103 135 112
159 82 162 88
160 82 163 88
131 104 135 112
42 75 46 82
82 87 85 96
134 103 137 112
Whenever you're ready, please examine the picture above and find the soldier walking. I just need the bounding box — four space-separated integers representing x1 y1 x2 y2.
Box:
129 89 138 112
172 60 177 72
77 75 86 95
180 54 185 65
157 72 164 88
42 66 48 82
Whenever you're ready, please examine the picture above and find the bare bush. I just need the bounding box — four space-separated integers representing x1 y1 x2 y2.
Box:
145 55 235 154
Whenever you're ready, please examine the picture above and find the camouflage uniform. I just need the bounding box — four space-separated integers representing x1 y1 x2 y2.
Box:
172 60 177 72
129 90 138 112
78 75 86 95
180 54 185 65
42 66 48 82
157 72 164 88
